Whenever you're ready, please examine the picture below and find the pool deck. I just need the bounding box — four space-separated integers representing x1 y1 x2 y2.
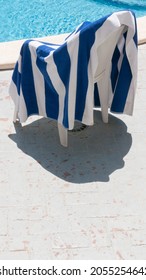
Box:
0 16 146 260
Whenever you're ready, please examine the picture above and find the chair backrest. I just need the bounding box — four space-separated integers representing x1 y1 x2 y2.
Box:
93 25 126 123
94 25 126 82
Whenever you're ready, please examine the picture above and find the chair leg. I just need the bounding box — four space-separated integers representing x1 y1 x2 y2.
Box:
13 107 19 123
100 100 109 123
97 67 111 124
58 123 68 147
97 80 108 123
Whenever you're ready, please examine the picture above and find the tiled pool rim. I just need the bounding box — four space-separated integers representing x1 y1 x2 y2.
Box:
0 16 146 70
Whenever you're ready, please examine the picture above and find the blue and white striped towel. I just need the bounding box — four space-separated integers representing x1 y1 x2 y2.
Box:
9 10 138 130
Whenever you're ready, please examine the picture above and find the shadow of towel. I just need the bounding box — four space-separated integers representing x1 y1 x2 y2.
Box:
8 111 132 183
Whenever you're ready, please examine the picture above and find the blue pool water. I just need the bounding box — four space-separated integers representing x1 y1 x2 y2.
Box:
0 0 146 42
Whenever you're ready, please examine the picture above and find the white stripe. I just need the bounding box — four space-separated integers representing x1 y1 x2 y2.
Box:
29 41 47 118
9 80 19 115
18 86 28 122
123 40 138 114
18 55 22 73
119 12 137 114
117 35 125 72
66 34 80 129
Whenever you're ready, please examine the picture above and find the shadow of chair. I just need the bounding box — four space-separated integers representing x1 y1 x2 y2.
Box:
8 112 132 183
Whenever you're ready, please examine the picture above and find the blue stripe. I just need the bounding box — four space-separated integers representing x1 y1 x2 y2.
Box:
75 24 95 121
133 15 138 46
36 44 59 120
75 21 92 33
12 62 21 96
75 17 107 121
36 44 55 58
53 43 71 128
111 46 121 93
111 53 132 112
20 40 39 116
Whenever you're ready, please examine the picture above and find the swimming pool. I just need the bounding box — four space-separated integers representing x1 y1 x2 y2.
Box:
1 0 146 42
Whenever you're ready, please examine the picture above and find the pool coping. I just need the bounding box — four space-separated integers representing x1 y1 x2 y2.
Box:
0 16 146 70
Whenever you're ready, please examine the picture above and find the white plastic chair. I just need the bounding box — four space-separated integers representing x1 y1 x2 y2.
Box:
10 11 137 147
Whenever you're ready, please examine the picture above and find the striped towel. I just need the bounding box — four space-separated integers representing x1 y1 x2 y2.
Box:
9 10 138 130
